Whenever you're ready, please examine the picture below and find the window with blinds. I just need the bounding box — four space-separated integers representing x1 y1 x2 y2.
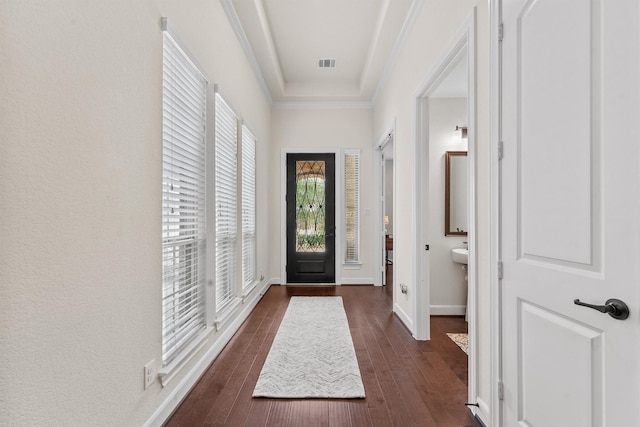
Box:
241 125 257 292
344 150 360 263
161 30 207 366
214 93 238 312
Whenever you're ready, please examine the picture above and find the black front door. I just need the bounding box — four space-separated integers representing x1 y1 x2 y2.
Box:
286 153 335 283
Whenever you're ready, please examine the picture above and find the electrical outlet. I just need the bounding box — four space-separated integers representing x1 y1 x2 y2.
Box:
144 360 155 390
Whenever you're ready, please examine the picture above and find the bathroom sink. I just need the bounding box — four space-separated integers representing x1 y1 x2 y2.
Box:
451 248 468 264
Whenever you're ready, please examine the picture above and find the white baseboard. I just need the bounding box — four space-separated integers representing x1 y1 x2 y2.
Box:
476 397 490 426
144 278 274 427
339 277 374 285
274 277 375 286
393 302 414 335
430 304 467 316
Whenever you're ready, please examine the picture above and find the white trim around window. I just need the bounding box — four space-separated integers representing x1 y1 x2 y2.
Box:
241 123 258 297
160 24 208 369
214 91 241 321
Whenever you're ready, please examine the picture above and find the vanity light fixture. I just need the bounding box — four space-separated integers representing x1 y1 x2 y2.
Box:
455 125 468 139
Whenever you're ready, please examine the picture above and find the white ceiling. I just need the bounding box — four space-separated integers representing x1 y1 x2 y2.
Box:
223 0 418 104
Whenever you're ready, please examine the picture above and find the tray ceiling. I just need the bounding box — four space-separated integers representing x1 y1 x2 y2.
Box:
222 0 419 104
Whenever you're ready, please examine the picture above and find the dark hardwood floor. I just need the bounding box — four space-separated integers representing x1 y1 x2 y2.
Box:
165 266 481 426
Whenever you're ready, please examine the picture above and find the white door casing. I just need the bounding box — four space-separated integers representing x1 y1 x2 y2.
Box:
501 0 640 426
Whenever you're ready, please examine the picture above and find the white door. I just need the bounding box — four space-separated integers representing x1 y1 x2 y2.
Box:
501 0 640 426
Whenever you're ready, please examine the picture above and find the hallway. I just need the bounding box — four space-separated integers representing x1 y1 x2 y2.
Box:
165 279 479 426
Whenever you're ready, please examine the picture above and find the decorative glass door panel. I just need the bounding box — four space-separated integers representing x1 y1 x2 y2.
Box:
295 160 326 253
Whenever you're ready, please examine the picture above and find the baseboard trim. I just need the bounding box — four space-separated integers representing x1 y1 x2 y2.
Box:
339 277 374 285
430 304 467 316
393 302 414 335
476 397 490 426
143 278 274 427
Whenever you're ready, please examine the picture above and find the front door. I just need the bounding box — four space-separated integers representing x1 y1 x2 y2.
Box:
286 153 336 283
501 1 640 425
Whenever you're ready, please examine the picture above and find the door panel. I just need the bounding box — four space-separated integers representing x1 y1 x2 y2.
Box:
517 0 596 267
501 0 640 425
286 153 335 283
518 301 603 426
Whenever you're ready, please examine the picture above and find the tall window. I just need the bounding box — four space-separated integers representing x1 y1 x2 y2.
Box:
344 150 360 263
161 30 207 366
214 93 238 312
241 125 257 292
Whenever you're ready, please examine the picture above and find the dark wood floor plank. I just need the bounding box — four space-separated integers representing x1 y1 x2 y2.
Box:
367 406 394 427
205 353 258 425
164 274 482 427
264 400 292 427
377 380 419 427
347 399 372 427
243 399 272 427
354 349 385 409
328 400 351 427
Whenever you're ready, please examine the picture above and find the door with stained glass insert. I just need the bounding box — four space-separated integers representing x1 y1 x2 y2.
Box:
286 153 335 283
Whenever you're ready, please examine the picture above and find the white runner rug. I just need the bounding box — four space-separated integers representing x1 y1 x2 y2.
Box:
253 296 365 398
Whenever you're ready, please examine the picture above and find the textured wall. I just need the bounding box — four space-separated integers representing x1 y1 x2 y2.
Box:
0 1 271 425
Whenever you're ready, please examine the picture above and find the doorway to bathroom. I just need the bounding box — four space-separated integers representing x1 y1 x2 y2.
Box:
414 10 478 415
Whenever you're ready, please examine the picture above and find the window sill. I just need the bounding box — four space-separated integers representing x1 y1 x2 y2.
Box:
241 280 259 301
158 327 211 387
214 297 241 331
343 262 362 270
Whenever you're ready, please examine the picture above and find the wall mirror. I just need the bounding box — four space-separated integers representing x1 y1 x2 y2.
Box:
445 151 467 236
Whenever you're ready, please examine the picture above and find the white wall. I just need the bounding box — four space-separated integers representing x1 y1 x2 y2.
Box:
428 98 468 313
0 1 271 425
270 108 375 284
372 0 491 416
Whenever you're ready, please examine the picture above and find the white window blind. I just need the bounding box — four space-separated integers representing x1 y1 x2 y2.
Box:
215 93 238 312
161 30 207 366
241 124 257 291
344 150 360 263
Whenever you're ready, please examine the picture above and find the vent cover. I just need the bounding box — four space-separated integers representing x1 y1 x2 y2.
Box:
318 59 336 68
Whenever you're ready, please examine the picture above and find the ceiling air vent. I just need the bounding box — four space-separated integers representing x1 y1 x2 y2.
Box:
318 59 336 68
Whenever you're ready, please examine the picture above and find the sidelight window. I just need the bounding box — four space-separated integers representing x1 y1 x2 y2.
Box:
344 150 360 263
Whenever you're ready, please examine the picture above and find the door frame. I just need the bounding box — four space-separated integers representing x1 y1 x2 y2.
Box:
280 148 343 285
413 5 479 414
489 1 502 426
373 128 395 289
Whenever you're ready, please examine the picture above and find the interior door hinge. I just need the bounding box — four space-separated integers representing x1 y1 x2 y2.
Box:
425 244 430 251
498 141 504 160
498 261 503 280
498 23 504 42
498 381 504 400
